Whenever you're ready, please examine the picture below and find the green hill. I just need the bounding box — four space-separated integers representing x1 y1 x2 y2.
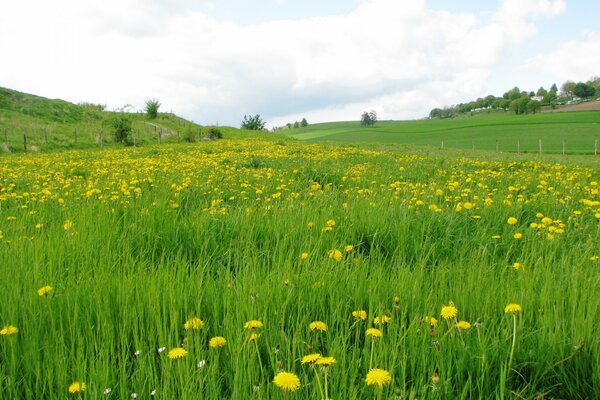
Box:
0 87 219 153
288 112 600 154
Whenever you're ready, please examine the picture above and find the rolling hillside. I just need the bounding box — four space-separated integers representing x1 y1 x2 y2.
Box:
0 87 215 153
288 112 600 154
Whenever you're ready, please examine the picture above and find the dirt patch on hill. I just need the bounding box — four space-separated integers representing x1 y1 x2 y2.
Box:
546 100 600 112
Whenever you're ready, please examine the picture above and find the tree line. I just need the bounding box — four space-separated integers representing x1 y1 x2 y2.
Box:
430 76 600 119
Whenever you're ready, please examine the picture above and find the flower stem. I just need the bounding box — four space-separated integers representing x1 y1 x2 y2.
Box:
369 338 375 370
507 315 518 377
254 340 265 380
313 367 325 400
324 368 329 400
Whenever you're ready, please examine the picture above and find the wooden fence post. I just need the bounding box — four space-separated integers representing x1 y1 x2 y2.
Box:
159 129 162 144
23 129 27 153
562 140 565 155
517 140 520 154
100 129 103 148
595 139 598 156
74 128 78 144
539 139 542 155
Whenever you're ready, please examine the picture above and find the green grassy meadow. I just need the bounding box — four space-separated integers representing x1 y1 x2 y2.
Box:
1 134 599 399
288 112 600 154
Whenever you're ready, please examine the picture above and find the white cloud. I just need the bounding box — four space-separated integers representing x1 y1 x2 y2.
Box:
524 31 600 82
0 0 566 126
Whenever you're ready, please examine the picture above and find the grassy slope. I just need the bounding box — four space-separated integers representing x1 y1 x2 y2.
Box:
288 112 600 154
0 87 228 153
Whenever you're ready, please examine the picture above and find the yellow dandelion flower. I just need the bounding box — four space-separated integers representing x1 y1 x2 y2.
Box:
301 353 322 364
513 233 523 240
352 310 367 320
309 321 328 332
184 317 204 331
273 371 301 392
456 321 472 331
314 356 336 366
507 217 518 225
37 285 53 297
307 222 314 229
541 217 553 225
209 336 227 348
0 325 18 336
244 320 263 329
328 249 343 262
504 303 522 315
374 315 391 326
344 244 354 252
249 333 260 342
441 302 458 320
63 220 73 230
366 328 383 338
365 368 392 388
393 296 400 305
512 262 524 270
167 347 188 359
68 381 86 395
326 219 336 227
300 252 309 261
424 316 438 327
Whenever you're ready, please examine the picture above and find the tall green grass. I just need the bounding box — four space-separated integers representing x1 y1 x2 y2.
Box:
0 139 598 398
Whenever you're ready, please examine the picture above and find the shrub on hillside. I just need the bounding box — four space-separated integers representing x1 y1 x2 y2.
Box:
182 125 198 143
204 127 223 140
111 115 133 145
144 98 161 119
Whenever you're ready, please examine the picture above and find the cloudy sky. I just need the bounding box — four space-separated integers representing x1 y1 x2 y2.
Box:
1 0 599 127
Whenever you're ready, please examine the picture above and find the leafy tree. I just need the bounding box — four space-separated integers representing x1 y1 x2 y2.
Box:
560 81 576 97
144 98 161 119
241 114 266 130
504 87 522 101
573 82 596 98
361 110 377 127
111 115 132 145
491 99 509 111
588 76 600 95
536 87 548 97
300 118 308 128
550 83 558 94
293 121 299 129
509 97 531 115
543 91 557 105
527 100 541 114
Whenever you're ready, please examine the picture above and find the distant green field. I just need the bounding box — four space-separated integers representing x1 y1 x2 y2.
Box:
288 112 600 154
